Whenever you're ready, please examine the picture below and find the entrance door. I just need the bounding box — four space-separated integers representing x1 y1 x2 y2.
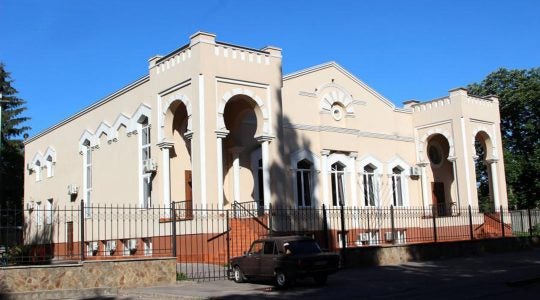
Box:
185 170 193 219
432 182 445 216
66 222 73 257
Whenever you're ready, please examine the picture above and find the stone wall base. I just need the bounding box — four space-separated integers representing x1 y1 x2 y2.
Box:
343 236 540 267
0 257 176 297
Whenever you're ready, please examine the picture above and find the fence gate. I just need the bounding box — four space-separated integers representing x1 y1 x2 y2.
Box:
173 201 271 281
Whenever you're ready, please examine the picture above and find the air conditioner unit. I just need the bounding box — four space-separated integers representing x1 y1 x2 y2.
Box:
106 240 117 252
358 233 370 242
385 232 394 242
90 241 99 252
143 159 157 173
410 166 421 176
67 184 79 195
128 239 138 251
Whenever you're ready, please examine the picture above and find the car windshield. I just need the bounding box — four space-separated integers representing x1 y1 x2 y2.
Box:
286 240 321 255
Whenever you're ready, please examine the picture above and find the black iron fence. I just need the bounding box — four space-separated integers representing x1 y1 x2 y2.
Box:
1 201 540 280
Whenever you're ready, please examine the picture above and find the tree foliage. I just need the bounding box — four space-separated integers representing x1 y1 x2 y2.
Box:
467 68 540 209
0 63 30 209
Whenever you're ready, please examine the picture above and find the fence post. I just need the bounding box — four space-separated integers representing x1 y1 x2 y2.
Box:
468 205 474 240
268 203 273 237
340 204 347 250
171 202 177 258
520 210 524 234
500 205 505 238
322 204 329 250
432 206 438 242
528 208 533 238
390 205 396 245
80 200 85 261
226 209 231 276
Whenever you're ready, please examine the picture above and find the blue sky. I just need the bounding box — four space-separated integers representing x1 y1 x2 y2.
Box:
2 0 539 137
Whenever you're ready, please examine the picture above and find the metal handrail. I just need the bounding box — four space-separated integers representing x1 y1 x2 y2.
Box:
232 201 270 231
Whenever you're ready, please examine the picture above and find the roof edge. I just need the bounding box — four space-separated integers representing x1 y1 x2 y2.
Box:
25 75 150 145
283 61 396 109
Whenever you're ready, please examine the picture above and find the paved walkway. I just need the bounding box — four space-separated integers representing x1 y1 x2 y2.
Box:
116 248 540 299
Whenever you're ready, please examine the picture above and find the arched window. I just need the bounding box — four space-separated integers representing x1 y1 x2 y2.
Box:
392 167 404 206
35 160 42 182
296 159 313 207
46 155 54 178
363 165 377 206
331 162 346 206
140 116 152 208
83 139 92 217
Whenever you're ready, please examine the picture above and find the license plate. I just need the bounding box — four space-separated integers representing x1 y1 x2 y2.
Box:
314 261 327 266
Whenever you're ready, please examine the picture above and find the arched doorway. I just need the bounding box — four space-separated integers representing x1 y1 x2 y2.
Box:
165 100 192 213
222 94 265 209
474 131 495 212
426 134 455 216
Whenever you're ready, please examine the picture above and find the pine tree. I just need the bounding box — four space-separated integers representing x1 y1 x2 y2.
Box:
0 62 31 209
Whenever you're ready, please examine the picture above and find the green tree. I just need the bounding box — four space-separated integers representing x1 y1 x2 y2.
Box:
0 62 30 209
468 68 540 209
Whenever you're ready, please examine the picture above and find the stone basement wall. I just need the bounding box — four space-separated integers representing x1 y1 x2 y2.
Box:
343 236 540 267
0 257 176 294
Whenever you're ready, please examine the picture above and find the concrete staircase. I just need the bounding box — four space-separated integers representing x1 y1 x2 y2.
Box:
228 216 269 258
474 213 513 238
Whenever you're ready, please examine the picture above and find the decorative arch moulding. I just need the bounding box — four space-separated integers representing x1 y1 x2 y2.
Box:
217 87 270 135
77 103 153 153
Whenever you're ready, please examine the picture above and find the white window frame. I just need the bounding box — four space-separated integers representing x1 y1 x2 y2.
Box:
122 240 130 256
363 165 378 207
36 201 42 226
330 161 346 207
337 232 348 248
86 241 98 257
327 153 352 207
358 156 383 207
46 157 53 178
83 140 92 218
396 230 407 244
35 161 42 182
45 198 53 225
290 149 320 208
387 157 411 207
368 230 380 245
391 167 404 206
296 159 314 207
139 116 152 208
143 238 152 256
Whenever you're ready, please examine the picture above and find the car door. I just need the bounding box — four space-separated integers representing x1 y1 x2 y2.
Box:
242 241 264 277
260 241 277 277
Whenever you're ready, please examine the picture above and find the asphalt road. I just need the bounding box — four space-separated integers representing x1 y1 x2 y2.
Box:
117 248 540 299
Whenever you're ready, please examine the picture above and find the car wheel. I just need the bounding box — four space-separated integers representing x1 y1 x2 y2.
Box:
233 266 245 283
275 270 290 288
314 274 328 286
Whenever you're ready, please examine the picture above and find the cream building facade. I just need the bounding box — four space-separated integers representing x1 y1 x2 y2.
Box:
24 32 508 220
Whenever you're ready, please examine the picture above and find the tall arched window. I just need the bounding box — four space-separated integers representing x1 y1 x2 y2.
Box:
140 116 152 208
83 139 92 217
391 166 404 206
296 159 313 207
35 160 42 182
363 165 377 206
46 155 54 178
331 162 346 206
